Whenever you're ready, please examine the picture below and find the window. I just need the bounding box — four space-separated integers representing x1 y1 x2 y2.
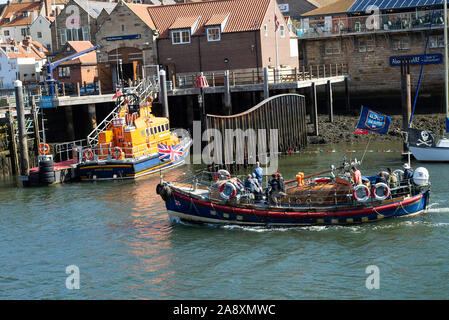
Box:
150 127 154 135
165 123 169 131
5 47 11 53
4 30 9 36
14 46 19 53
207 27 220 41
264 24 268 36
430 35 444 48
58 66 70 78
392 38 409 51
60 30 67 45
82 27 90 41
324 41 340 55
0 77 3 88
46 44 51 51
37 32 42 39
354 22 361 32
280 25 285 38
21 28 27 36
171 30 190 44
121 25 125 32
358 39 374 53
22 12 28 18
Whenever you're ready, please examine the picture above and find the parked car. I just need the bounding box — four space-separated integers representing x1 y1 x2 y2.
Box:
80 83 96 95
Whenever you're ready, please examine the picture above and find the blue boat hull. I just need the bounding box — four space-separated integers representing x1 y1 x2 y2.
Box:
78 141 191 181
165 189 430 227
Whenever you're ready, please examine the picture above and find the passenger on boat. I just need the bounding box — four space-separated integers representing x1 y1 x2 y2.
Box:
351 166 362 185
253 162 263 186
277 172 286 193
375 171 387 184
403 163 414 181
244 174 256 193
362 177 371 188
387 167 398 187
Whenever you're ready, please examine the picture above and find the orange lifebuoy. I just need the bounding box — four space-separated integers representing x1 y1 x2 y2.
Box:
83 148 94 161
38 143 50 155
113 146 124 160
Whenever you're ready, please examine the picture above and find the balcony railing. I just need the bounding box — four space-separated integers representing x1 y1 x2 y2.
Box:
296 9 446 39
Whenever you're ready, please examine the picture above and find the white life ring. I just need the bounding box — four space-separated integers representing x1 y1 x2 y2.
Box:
215 169 231 181
219 181 237 200
353 184 370 202
373 182 390 201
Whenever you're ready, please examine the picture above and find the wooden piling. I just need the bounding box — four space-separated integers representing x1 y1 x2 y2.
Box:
263 67 269 100
7 114 19 175
159 70 169 119
14 80 29 177
311 82 319 136
224 70 232 115
345 76 351 112
401 60 412 152
327 80 333 123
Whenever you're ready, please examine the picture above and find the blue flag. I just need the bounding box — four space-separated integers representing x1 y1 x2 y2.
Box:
356 106 391 134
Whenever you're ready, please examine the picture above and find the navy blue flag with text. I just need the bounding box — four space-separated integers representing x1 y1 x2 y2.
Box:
356 106 391 135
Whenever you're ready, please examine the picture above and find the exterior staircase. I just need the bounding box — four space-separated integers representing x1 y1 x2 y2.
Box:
86 78 159 147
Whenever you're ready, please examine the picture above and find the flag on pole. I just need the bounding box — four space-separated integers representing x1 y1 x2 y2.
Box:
274 14 280 31
158 144 184 161
112 90 122 99
356 106 391 134
354 128 369 135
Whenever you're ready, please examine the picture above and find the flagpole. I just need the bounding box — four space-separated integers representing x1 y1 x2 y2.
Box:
444 0 449 133
274 3 279 83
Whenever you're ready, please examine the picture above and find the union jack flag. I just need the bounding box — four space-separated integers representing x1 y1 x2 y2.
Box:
274 14 280 31
158 143 184 161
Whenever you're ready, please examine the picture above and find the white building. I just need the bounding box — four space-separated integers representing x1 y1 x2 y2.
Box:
30 14 53 51
0 2 43 43
0 37 49 89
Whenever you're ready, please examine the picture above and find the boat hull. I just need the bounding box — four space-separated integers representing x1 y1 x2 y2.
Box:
165 189 430 227
78 139 191 181
409 145 449 162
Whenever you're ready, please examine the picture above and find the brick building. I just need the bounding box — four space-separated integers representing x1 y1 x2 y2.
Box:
95 1 158 92
52 40 98 86
298 0 447 100
149 0 299 80
49 0 116 53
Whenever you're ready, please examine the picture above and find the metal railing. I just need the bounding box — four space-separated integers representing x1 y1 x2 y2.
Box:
86 78 158 147
297 8 446 39
171 66 347 89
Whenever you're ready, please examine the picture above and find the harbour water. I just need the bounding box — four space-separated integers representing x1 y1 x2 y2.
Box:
1 141 449 299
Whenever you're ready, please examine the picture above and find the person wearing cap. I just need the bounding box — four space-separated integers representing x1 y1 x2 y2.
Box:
403 163 414 181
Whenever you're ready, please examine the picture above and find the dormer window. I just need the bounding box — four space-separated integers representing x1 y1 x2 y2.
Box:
22 12 28 18
207 27 220 42
6 47 11 53
171 30 190 45
14 46 19 53
26 47 31 53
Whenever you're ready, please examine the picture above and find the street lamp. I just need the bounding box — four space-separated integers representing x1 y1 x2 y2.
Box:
142 42 150 81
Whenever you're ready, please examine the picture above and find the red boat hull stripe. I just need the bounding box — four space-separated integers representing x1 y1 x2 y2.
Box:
173 191 423 219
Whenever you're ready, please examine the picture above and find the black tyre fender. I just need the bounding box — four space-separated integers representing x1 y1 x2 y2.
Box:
160 185 172 201
156 183 164 195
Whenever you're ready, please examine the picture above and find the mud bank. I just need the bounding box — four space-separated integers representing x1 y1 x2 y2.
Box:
307 114 447 145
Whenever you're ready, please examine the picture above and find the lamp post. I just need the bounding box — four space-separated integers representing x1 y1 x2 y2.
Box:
142 42 150 81
194 72 209 130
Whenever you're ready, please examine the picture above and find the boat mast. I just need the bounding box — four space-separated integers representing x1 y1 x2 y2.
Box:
445 0 449 133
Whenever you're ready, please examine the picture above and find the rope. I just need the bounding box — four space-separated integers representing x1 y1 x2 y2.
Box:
410 7 436 126
359 134 372 165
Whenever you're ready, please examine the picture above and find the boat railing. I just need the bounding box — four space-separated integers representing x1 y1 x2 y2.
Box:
172 171 417 207
54 139 88 162
80 142 157 162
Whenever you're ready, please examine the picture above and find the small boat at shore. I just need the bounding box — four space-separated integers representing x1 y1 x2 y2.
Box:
78 92 191 181
156 162 431 227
